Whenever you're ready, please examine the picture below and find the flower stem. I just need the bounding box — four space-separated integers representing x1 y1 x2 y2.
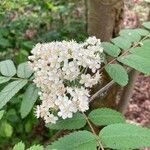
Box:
82 112 104 150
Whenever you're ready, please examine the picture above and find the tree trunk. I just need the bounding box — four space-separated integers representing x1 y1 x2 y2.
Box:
148 4 150 21
118 70 139 113
87 0 124 109
87 0 124 41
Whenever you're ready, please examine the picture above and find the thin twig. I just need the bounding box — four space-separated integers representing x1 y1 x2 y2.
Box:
82 113 104 150
90 80 115 102
10 77 33 83
90 68 133 102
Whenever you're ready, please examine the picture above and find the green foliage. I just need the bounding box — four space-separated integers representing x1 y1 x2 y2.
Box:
100 123 150 149
25 120 33 133
130 46 150 59
0 79 27 109
12 142 25 150
27 145 44 150
46 131 97 150
118 54 150 75
0 0 86 60
142 21 150 29
0 76 11 84
0 60 16 77
134 28 149 36
17 62 33 78
89 108 125 126
111 36 132 50
46 112 86 130
12 142 44 150
0 38 11 48
102 25 150 87
20 84 39 118
105 64 128 86
101 42 121 57
15 50 29 64
6 108 19 123
141 39 150 47
0 110 4 120
0 121 13 137
119 29 141 43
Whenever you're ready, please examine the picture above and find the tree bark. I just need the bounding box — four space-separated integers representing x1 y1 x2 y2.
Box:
148 4 150 21
87 0 124 41
118 70 139 113
87 0 124 109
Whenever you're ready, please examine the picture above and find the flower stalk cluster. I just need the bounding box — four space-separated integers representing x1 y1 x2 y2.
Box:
28 37 103 124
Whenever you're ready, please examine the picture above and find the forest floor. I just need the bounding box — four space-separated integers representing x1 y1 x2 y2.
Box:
125 74 150 127
126 74 150 150
125 74 150 150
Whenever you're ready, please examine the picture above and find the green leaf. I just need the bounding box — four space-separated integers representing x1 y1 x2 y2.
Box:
0 38 11 47
134 28 149 36
0 79 27 109
0 76 11 84
15 49 29 64
13 142 25 150
27 145 44 150
0 28 9 37
142 21 150 29
111 36 132 50
25 120 32 133
6 109 18 123
100 123 150 149
0 60 16 77
0 121 13 137
118 54 150 74
46 131 97 150
46 112 86 130
141 39 150 48
0 110 4 120
130 46 150 59
105 64 128 86
17 62 33 78
101 42 121 57
119 29 141 43
89 108 125 126
22 41 33 49
20 84 38 118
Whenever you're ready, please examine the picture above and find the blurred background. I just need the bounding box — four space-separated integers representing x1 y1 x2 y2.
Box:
0 0 149 149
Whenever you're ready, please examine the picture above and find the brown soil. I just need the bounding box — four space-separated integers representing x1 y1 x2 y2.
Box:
125 74 150 149
125 74 150 127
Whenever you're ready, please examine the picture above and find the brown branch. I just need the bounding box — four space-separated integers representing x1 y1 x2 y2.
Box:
118 70 139 113
82 113 104 150
90 80 115 102
10 77 33 83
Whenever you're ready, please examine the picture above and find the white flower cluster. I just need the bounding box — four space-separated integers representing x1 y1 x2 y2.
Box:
28 36 103 124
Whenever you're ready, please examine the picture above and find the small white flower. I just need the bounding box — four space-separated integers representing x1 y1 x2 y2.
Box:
86 36 99 45
44 113 58 124
35 105 40 118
